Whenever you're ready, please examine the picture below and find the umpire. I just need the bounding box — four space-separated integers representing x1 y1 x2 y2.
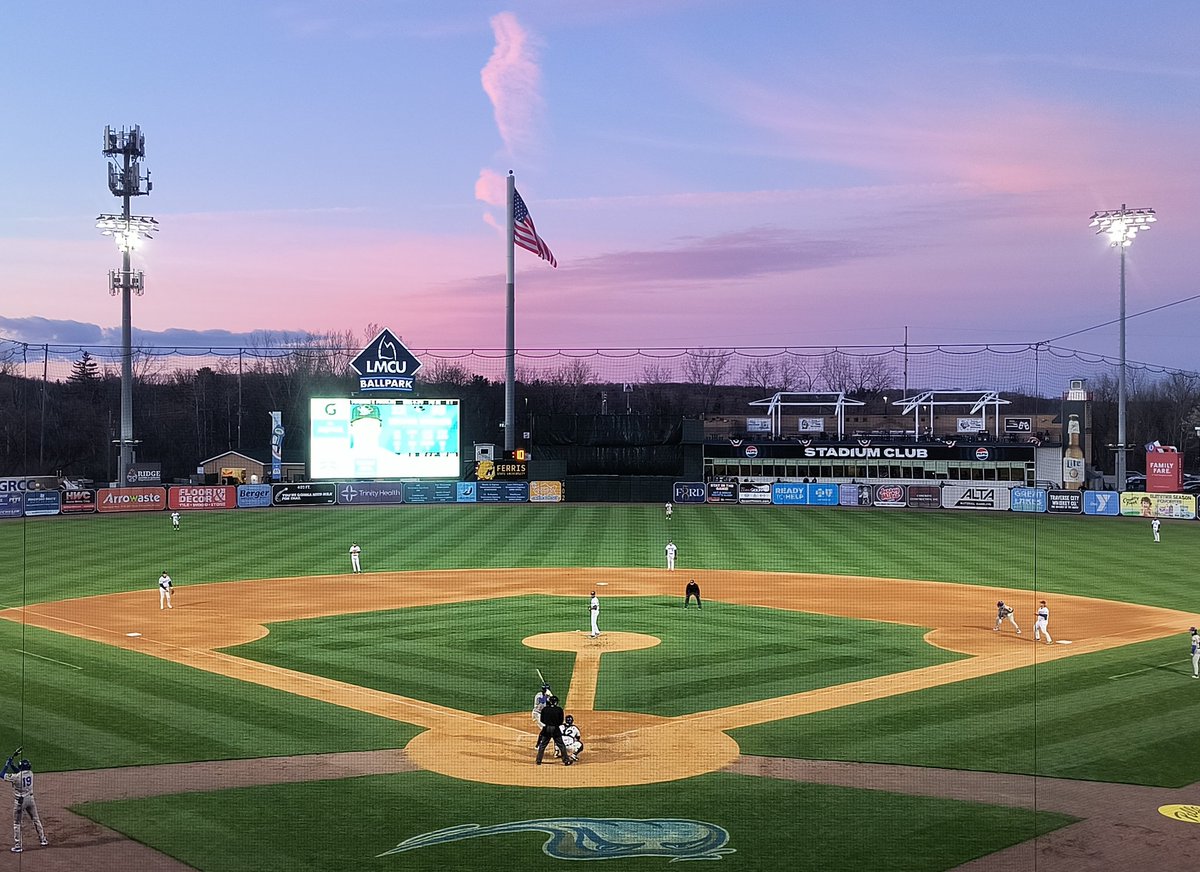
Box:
684 578 702 609
535 695 572 765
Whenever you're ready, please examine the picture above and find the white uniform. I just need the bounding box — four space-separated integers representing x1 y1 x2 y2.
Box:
1190 630 1199 679
561 723 583 758
590 594 600 637
4 766 47 851
665 502 673 520
1152 519 1161 543
665 541 677 571
349 544 362 573
1034 603 1052 644
158 573 173 609
170 512 180 530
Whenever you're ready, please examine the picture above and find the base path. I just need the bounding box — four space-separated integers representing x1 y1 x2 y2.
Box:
3 567 1192 790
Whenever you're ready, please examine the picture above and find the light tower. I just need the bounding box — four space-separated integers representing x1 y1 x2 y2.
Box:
98 125 157 487
1088 204 1156 490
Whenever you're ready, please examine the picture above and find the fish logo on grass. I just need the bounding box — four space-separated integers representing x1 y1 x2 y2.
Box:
379 817 735 862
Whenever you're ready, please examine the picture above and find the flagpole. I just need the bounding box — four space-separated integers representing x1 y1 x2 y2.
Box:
505 170 516 452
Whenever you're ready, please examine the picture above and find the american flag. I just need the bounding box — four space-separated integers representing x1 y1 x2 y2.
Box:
513 188 557 268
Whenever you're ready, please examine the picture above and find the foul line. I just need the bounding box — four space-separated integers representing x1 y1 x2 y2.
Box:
15 649 83 670
1109 662 1177 679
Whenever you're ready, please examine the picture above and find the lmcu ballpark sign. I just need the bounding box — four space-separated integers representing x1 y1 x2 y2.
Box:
350 328 422 392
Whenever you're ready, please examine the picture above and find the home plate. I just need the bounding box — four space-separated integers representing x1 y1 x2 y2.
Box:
126 632 142 637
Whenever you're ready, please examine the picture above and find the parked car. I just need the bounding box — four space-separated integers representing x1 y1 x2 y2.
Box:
1125 474 1146 491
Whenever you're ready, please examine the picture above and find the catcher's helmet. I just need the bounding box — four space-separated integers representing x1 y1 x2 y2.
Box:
997 601 1004 607
17 760 30 771
565 715 574 725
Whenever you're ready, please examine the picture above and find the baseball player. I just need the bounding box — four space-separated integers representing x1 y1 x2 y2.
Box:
559 714 583 762
590 591 600 638
532 684 552 724
534 695 572 765
1152 518 1161 543
1190 627 1199 679
3 751 47 853
170 511 180 531
665 540 678 571
1034 600 1052 645
664 501 673 520
158 571 173 610
685 579 702 609
993 600 1019 634
349 543 362 573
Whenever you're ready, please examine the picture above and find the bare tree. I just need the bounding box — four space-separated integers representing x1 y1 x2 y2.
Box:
740 356 780 392
684 347 733 413
641 362 673 385
818 351 855 392
422 358 472 387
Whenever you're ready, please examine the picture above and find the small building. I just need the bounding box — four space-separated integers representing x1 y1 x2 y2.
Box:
198 449 306 484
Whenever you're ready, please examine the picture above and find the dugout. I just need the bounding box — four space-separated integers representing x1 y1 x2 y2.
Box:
530 415 703 502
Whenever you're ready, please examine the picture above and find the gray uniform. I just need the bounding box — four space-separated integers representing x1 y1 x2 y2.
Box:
4 764 47 852
1190 629 1199 679
994 602 1019 633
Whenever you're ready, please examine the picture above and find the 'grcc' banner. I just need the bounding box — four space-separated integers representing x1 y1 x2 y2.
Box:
673 482 707 504
1047 490 1083 514
272 483 336 506
23 491 61 516
337 482 405 506
943 484 1012 511
1010 487 1048 513
1083 490 1120 516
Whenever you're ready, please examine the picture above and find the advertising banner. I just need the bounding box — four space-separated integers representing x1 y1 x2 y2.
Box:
1146 450 1183 493
745 417 772 433
942 484 1011 511
237 484 273 508
169 486 236 510
1083 490 1120 516
270 411 284 481
124 462 162 486
0 476 59 494
1119 492 1197 520
839 483 874 507
97 486 166 513
738 482 773 504
271 483 336 506
907 485 942 509
797 418 825 433
872 484 907 507
403 481 458 504
673 482 707 504
956 418 985 433
23 491 61 516
771 482 839 505
1004 417 1033 434
706 482 739 504
456 482 477 502
1047 490 1083 514
472 459 528 480
477 481 529 503
336 482 405 506
61 489 97 513
0 493 23 518
1010 487 1048 513
529 481 563 503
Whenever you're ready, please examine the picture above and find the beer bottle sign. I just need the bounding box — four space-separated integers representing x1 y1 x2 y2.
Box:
1062 414 1085 490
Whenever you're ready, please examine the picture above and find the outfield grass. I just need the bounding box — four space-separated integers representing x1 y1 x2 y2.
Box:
223 596 962 716
74 770 1075 872
0 622 417 773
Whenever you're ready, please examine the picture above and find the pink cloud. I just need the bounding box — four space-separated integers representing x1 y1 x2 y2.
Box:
480 11 544 158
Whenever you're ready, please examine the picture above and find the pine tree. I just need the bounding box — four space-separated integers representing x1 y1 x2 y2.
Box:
68 351 101 387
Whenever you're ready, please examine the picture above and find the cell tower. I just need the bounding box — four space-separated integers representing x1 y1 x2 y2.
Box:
97 125 158 487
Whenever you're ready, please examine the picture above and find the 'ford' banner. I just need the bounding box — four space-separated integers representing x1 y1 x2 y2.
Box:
672 482 706 504
23 491 61 516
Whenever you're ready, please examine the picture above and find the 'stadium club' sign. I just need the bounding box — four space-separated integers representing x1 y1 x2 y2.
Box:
803 446 931 459
350 327 422 392
97 487 166 513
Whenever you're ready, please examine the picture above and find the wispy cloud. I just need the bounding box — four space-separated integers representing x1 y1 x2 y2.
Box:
0 316 315 350
480 11 544 158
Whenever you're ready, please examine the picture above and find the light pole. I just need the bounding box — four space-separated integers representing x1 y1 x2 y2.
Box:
1088 204 1156 489
98 125 156 487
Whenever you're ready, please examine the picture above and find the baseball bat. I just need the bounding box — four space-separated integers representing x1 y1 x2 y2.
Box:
536 668 547 687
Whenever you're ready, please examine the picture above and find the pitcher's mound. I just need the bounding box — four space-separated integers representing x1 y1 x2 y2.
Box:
523 631 661 653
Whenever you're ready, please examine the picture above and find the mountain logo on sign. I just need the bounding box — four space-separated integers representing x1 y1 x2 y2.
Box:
350 328 422 392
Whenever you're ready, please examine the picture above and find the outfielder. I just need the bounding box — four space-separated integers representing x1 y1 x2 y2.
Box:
1034 600 1052 645
158 571 173 610
3 751 47 853
349 543 362 573
994 600 1019 634
665 501 673 520
170 511 180 531
1190 627 1199 679
590 591 600 637
1152 518 1161 543
665 540 677 571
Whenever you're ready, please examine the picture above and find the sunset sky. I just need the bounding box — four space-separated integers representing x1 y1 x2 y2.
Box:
2 2 1198 369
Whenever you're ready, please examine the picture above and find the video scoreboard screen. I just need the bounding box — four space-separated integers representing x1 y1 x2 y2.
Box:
310 398 460 479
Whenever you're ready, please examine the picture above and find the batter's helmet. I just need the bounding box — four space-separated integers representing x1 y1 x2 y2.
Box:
17 760 30 771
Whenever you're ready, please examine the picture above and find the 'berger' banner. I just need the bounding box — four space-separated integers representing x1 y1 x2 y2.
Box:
97 487 166 513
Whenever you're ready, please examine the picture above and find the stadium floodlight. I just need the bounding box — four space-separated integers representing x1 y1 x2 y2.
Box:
96 214 159 252
1088 204 1156 489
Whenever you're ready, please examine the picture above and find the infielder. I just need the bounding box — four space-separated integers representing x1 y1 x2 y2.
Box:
665 540 678 571
1152 518 1161 543
590 591 600 638
3 751 47 853
349 543 362 573
665 501 673 520
1190 627 1199 679
1034 600 1052 645
170 511 180 531
994 600 1019 634
158 571 173 610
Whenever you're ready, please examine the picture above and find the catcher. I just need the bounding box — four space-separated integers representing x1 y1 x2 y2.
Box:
994 600 1020 634
560 714 583 762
